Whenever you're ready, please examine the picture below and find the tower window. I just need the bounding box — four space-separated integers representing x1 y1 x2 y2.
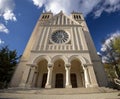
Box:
45 15 47 19
79 15 81 19
42 15 50 20
73 15 81 20
76 15 78 19
42 16 44 19
46 15 49 19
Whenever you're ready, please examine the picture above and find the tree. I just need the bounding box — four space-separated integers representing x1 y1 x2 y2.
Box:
113 37 120 78
100 33 120 79
113 37 120 54
0 46 20 88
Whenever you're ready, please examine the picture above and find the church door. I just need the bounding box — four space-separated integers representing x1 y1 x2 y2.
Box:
71 73 77 88
55 73 63 88
41 73 47 88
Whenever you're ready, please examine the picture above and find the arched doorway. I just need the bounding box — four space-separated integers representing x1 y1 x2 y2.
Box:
34 59 48 88
55 73 64 88
52 59 65 88
70 59 84 88
41 73 47 88
70 73 77 88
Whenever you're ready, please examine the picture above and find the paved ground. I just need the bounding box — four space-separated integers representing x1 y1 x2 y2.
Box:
0 88 120 99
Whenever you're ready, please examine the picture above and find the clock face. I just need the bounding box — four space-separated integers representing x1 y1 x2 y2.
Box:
51 30 69 44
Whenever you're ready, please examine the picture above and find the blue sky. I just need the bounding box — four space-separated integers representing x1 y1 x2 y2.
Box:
0 0 120 56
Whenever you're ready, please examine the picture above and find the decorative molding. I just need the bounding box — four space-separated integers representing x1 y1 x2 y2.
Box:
48 64 53 67
65 63 71 67
31 50 89 53
83 64 93 67
40 24 83 27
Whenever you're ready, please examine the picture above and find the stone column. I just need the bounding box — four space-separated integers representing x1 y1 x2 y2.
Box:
65 64 72 88
45 64 53 88
83 64 91 88
26 65 36 88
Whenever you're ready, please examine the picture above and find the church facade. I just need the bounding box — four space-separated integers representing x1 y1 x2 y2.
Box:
10 11 108 88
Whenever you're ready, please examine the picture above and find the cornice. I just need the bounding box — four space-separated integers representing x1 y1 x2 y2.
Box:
40 24 83 27
31 50 89 53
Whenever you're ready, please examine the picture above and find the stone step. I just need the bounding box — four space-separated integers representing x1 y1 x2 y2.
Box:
0 87 120 99
0 87 118 95
0 91 120 99
97 87 118 93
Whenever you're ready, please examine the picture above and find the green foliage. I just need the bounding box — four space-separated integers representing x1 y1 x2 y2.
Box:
112 37 120 78
113 37 120 54
100 34 120 89
0 46 20 88
101 35 120 79
104 63 120 89
104 63 118 80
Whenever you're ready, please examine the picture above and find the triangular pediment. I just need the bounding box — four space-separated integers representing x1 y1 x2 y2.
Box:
41 11 80 26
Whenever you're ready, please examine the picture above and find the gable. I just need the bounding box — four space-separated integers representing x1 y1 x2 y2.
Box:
40 12 80 26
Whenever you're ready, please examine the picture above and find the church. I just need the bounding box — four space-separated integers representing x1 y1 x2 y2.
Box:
10 11 108 89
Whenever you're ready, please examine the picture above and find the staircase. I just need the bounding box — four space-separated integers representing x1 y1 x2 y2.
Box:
0 87 119 99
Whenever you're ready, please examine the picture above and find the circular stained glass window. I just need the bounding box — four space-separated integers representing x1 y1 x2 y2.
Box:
51 30 69 44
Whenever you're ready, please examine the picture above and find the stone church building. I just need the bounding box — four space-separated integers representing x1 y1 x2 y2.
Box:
10 11 108 88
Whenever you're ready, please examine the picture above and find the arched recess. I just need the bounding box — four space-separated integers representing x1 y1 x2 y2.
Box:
32 58 48 88
33 55 51 65
68 55 87 65
69 55 87 88
52 58 66 88
51 55 68 65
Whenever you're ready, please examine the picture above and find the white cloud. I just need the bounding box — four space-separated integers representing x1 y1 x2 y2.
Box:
94 0 120 17
32 0 80 15
31 0 120 17
100 31 120 63
32 0 47 8
45 0 67 14
0 39 5 45
97 52 101 56
102 56 108 63
101 31 120 52
0 0 16 21
3 9 17 21
0 0 16 35
79 0 101 16
0 23 9 33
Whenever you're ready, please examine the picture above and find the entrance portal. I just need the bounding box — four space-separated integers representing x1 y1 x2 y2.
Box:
71 73 77 88
70 59 84 87
41 73 47 88
55 73 63 88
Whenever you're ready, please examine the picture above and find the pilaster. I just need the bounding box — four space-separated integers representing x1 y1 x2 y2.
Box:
26 65 36 88
19 64 36 88
87 64 98 87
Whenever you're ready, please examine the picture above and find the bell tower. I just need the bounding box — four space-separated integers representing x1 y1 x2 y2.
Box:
10 11 108 88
